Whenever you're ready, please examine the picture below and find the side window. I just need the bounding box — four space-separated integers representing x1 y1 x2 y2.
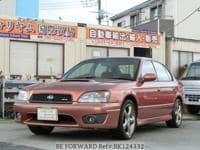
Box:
153 61 172 81
142 61 156 77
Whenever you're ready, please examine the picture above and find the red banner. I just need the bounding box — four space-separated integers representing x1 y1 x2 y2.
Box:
87 27 160 48
0 17 78 40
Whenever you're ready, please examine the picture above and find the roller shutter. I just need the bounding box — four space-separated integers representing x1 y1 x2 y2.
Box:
38 43 63 76
109 48 129 57
87 46 107 58
10 41 37 76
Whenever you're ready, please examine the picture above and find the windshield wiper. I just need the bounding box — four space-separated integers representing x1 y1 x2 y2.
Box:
110 77 133 81
62 76 97 80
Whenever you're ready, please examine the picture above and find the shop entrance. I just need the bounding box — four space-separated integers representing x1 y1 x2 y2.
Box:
134 47 152 58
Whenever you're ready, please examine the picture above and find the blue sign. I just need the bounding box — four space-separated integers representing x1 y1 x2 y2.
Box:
16 0 39 18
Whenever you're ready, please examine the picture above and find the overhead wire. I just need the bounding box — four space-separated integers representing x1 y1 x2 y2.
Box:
40 0 97 10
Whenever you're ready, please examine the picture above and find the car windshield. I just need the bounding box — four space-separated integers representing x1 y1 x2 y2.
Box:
181 62 200 80
62 58 140 81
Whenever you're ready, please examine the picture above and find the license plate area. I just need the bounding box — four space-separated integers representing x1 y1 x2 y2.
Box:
37 108 58 121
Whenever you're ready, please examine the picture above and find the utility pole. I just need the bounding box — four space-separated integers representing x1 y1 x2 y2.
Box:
157 0 160 34
98 0 101 25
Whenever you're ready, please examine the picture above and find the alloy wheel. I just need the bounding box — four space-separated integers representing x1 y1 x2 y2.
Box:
175 102 182 125
122 103 136 137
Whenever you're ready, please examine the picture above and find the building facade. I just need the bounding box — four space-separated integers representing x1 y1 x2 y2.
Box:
0 16 163 80
111 0 200 77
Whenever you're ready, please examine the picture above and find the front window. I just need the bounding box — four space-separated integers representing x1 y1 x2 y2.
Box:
117 21 126 27
181 62 200 80
130 15 139 27
62 59 140 81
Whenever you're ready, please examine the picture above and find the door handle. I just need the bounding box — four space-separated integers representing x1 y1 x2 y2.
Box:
157 89 161 92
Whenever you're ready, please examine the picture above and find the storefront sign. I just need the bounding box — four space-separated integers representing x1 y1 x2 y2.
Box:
0 17 78 40
86 27 160 48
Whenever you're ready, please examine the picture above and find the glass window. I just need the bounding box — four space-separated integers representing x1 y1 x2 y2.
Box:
94 64 108 77
67 63 94 79
131 15 139 27
62 58 140 81
117 21 126 27
153 61 172 81
182 62 200 80
151 7 157 20
118 64 136 79
141 61 156 77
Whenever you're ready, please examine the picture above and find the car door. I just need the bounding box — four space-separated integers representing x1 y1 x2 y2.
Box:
137 60 160 119
152 61 177 116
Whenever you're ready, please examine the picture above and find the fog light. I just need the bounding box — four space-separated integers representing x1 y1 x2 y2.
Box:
83 114 107 124
87 115 96 124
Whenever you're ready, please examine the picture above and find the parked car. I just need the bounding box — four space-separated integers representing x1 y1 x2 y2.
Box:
180 61 200 114
14 57 184 139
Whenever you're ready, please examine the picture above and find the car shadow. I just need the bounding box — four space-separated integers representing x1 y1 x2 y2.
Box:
37 123 169 141
184 113 200 121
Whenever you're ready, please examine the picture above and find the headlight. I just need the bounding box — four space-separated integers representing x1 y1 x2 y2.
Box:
78 91 110 103
17 90 29 101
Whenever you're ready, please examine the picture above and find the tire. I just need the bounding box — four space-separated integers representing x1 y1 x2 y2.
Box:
112 100 136 139
187 105 199 114
166 99 182 128
28 125 54 135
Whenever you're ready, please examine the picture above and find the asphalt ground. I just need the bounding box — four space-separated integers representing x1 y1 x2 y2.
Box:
0 113 199 150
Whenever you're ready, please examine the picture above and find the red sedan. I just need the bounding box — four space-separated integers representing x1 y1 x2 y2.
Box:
14 57 184 139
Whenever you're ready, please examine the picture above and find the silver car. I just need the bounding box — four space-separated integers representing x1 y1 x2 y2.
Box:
181 61 200 114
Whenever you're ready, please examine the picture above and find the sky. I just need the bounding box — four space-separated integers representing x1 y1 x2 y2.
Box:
39 0 146 24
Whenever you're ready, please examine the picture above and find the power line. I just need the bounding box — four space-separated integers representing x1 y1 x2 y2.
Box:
81 0 97 8
175 6 200 27
40 1 84 10
126 5 200 34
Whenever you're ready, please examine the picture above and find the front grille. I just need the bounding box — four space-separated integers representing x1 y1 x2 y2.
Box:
30 94 72 104
185 94 200 102
27 114 77 125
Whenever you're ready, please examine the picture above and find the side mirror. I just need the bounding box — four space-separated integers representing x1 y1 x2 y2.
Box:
143 73 157 82
55 74 62 80
139 73 156 83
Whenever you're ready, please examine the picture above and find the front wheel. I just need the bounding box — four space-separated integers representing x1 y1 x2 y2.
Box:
28 125 54 135
112 100 136 139
166 99 182 128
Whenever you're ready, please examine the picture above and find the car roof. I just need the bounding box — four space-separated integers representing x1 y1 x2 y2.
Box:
191 60 200 64
84 56 153 62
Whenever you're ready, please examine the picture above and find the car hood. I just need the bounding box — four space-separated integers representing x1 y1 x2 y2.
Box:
28 79 128 91
27 79 133 101
26 79 134 101
180 80 200 90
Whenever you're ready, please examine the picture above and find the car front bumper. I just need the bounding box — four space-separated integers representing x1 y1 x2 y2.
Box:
184 90 200 106
14 102 121 129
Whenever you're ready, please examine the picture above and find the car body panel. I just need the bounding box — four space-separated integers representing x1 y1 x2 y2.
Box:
14 57 183 129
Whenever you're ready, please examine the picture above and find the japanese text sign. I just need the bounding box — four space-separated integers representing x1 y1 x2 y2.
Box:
0 17 78 40
87 27 160 48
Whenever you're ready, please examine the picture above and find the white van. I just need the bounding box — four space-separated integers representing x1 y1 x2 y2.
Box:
181 61 200 114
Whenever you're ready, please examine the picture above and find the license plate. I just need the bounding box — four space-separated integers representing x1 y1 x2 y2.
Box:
37 108 58 121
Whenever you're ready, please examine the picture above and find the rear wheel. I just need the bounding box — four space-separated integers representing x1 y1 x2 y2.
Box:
166 99 182 128
28 125 54 135
112 100 136 139
187 105 199 114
